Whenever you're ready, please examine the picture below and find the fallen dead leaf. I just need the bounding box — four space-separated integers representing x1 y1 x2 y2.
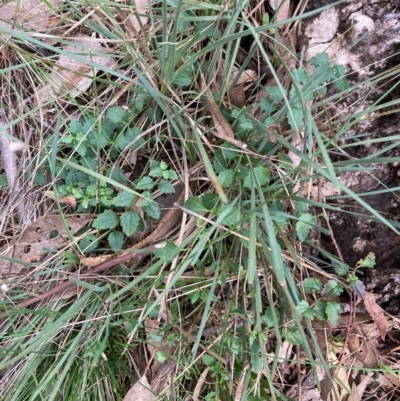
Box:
126 0 150 36
331 356 351 401
347 333 360 356
319 366 332 401
44 191 77 208
364 291 388 341
208 174 227 204
296 360 328 401
227 68 258 88
0 121 25 223
206 89 248 150
35 34 117 105
382 371 400 388
348 321 380 369
300 178 342 200
0 0 59 32
270 0 290 22
150 359 176 395
58 195 77 208
350 373 373 401
377 373 394 388
348 381 360 401
288 132 304 168
225 84 246 108
214 68 258 94
300 389 323 401
193 367 209 401
357 340 378 368
278 340 293 367
322 339 352 401
207 89 235 140
80 254 113 268
0 214 92 275
8 141 27 153
123 375 154 401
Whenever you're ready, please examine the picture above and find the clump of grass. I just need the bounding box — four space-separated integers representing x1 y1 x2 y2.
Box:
0 1 399 400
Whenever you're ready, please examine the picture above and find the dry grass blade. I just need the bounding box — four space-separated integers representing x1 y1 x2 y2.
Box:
7 244 155 312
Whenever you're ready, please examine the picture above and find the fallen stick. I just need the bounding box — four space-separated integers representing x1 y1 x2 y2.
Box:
3 246 155 314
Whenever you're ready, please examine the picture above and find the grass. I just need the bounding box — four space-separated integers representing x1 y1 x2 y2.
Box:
0 0 400 400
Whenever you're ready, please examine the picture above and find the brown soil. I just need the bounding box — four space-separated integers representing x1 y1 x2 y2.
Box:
303 1 400 310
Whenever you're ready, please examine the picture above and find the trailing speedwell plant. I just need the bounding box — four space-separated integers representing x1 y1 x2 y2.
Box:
32 105 178 253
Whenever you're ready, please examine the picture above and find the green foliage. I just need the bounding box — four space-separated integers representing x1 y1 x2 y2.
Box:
313 300 328 320
296 300 316 320
136 176 154 190
120 211 141 236
299 253 374 326
92 210 119 230
31 106 178 255
283 326 303 345
158 179 175 193
260 52 349 131
302 277 322 293
218 169 234 188
349 275 366 298
78 234 99 253
0 175 8 187
296 212 315 242
180 56 351 334
356 252 376 268
1 0 392 397
173 68 193 86
243 166 270 189
262 306 275 328
262 13 269 25
203 354 229 382
112 191 136 207
333 262 350 276
140 191 161 219
325 301 341 327
323 279 344 297
184 192 219 213
108 231 124 251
